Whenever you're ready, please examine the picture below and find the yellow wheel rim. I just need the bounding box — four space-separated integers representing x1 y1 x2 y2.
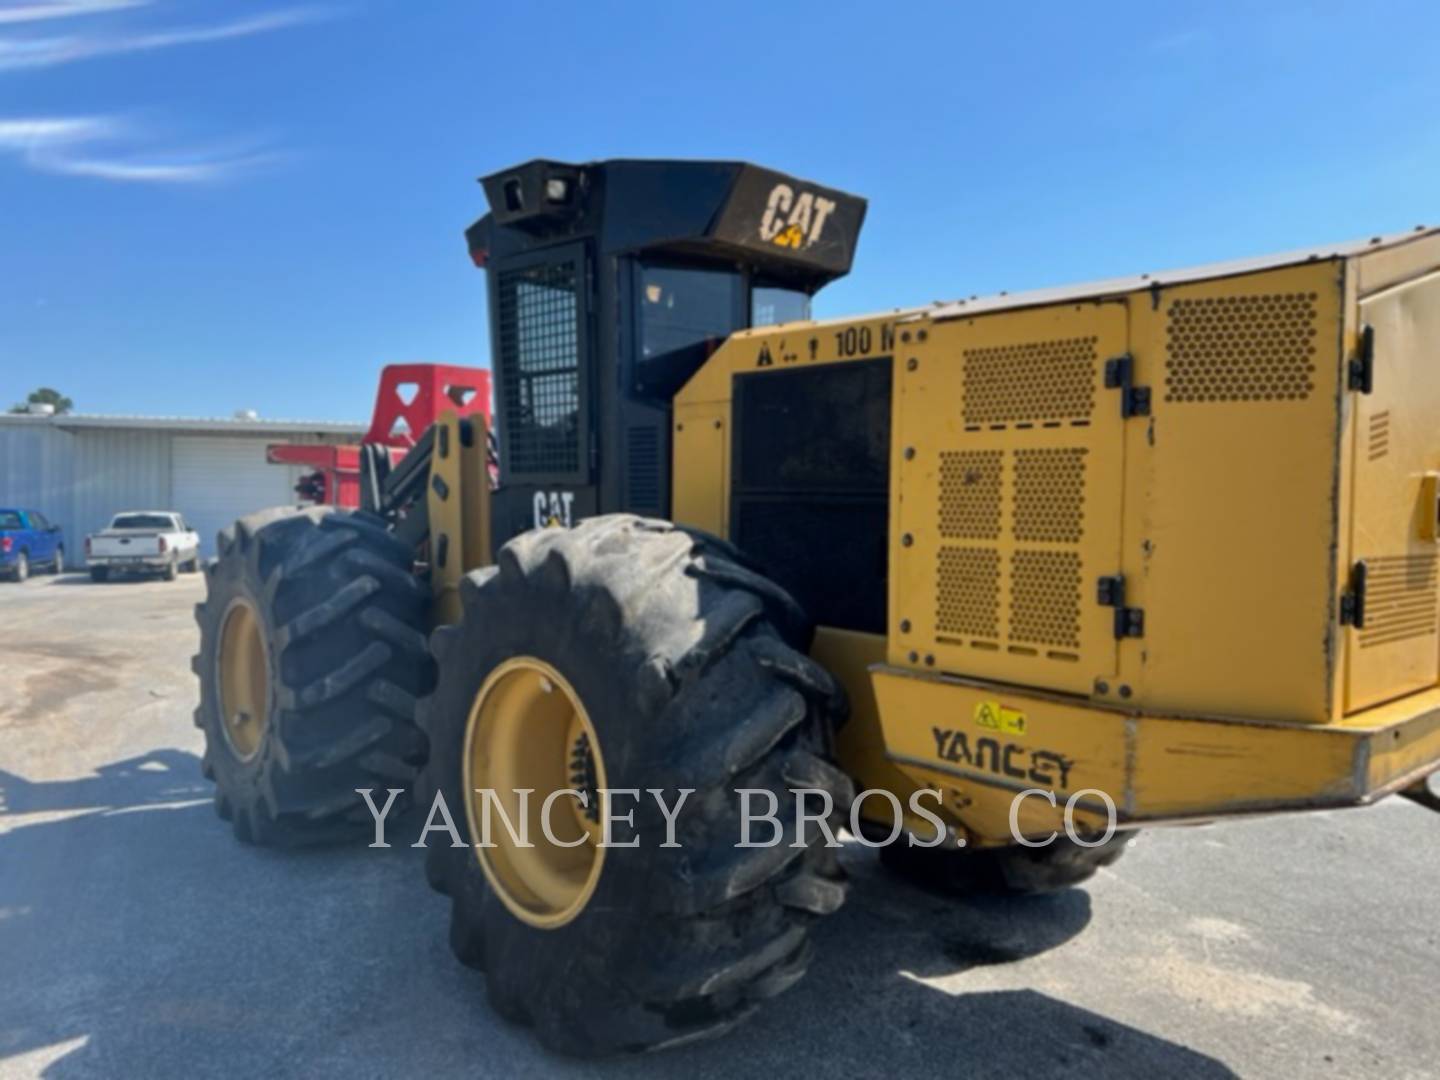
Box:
217 598 270 762
463 657 606 929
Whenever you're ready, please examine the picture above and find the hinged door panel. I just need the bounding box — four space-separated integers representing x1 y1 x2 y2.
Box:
892 301 1129 696
1346 270 1440 711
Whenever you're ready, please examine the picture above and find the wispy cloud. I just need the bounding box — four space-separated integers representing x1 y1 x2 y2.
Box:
0 5 330 183
0 114 276 183
0 1 147 26
0 6 328 71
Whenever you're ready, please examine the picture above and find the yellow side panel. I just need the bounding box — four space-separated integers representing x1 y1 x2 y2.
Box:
1345 270 1440 709
428 411 492 625
671 402 729 536
891 302 1127 697
1130 262 1345 722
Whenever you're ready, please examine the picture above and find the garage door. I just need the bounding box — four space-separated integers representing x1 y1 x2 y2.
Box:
171 437 302 557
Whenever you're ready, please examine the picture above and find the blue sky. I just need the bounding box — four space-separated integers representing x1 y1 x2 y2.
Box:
1 0 1437 422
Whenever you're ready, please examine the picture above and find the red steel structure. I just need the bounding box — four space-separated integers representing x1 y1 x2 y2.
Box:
267 364 492 507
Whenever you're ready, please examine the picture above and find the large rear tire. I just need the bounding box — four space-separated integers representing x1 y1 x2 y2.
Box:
192 506 434 846
420 515 851 1056
879 831 1135 896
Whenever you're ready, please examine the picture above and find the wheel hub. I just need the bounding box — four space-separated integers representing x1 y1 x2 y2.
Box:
216 598 270 762
464 657 606 929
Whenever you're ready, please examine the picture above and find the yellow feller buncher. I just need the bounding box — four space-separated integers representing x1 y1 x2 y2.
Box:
193 158 1440 1056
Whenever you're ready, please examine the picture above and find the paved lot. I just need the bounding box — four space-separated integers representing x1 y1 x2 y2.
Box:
1 573 1437 1079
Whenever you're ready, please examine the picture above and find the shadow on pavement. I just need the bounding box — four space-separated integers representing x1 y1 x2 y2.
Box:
0 754 1236 1079
0 751 208 815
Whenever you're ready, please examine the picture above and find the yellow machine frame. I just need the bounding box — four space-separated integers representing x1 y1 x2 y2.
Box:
673 229 1440 845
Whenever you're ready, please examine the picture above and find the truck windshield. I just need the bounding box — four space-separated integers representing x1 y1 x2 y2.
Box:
111 514 174 530
635 264 742 399
0 511 21 529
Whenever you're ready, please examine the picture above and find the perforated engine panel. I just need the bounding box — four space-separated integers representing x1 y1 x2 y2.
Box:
894 302 1127 696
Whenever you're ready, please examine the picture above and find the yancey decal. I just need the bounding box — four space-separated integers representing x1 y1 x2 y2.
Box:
759 183 837 250
930 726 1074 790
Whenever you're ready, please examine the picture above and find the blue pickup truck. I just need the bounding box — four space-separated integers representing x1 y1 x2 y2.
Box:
0 508 66 582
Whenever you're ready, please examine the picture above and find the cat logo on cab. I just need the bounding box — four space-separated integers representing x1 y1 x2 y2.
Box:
759 183 837 250
533 490 575 528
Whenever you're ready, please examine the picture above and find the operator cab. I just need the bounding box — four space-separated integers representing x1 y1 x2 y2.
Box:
466 158 866 547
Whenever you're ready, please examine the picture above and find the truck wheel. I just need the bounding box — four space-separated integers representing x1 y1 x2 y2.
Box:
12 552 28 583
51 548 64 575
90 566 108 583
879 831 1136 896
193 506 435 846
163 559 178 582
420 515 851 1056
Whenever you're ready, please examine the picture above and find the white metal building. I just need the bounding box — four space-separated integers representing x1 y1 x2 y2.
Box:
0 412 364 565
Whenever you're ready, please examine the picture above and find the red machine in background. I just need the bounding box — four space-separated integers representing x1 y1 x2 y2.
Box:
268 364 492 508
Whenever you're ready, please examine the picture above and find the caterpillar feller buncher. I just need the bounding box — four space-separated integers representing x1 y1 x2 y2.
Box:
193 158 1440 1056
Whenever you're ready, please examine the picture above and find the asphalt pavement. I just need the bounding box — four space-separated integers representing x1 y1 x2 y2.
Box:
2 573 1437 1078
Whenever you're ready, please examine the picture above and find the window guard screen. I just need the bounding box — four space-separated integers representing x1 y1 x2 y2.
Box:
497 259 581 475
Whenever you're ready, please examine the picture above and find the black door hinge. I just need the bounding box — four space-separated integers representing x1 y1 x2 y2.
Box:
1348 323 1375 394
1097 574 1145 638
1104 354 1151 419
1339 561 1368 629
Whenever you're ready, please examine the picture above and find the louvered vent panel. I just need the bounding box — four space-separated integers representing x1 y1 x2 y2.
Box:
1359 554 1440 649
1367 411 1391 462
626 425 661 514
1164 293 1318 404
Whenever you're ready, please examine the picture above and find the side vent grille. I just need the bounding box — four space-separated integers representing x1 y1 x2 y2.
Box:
1359 554 1439 649
1164 292 1318 404
1367 411 1391 462
939 450 1002 539
936 445 1088 655
937 547 1000 640
626 425 662 514
961 336 1097 425
1014 448 1087 543
1009 550 1082 649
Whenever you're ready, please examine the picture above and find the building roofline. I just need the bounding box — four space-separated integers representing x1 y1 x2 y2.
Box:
0 413 365 437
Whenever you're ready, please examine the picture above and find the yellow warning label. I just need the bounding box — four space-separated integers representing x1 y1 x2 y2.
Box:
974 700 1027 736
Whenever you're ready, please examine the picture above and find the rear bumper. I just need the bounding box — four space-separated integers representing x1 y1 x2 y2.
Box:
88 555 171 570
873 666 1440 841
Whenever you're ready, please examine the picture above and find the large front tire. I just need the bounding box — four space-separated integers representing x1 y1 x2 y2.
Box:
420 516 851 1056
192 506 434 846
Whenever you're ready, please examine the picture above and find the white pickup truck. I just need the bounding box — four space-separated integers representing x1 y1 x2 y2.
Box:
85 511 202 582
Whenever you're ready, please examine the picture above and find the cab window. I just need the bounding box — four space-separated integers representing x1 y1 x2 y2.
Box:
751 284 811 327
634 264 742 399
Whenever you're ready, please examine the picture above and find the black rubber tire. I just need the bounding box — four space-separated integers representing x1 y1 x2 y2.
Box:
12 552 28 583
879 830 1136 896
90 566 108 583
51 548 64 575
192 506 435 846
420 515 851 1057
163 559 178 582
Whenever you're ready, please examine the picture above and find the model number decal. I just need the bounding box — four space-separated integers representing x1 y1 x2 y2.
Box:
755 323 896 367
